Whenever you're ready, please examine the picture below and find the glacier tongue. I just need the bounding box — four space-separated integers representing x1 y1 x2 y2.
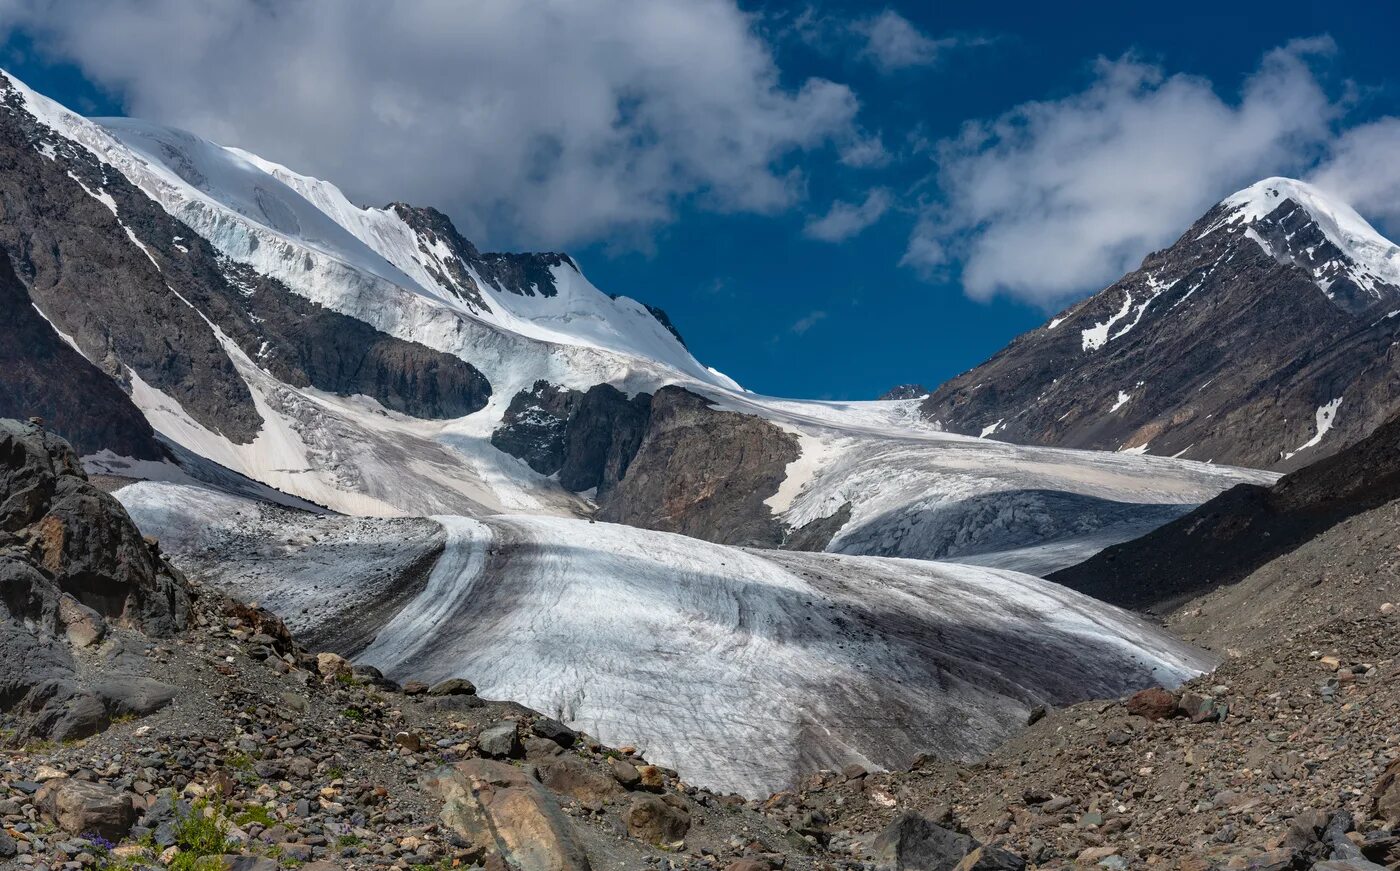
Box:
118 480 1214 798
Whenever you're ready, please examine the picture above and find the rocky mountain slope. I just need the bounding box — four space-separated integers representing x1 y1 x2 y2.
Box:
921 178 1400 471
0 68 1268 567
115 476 1211 799
0 257 165 462
1048 407 1400 612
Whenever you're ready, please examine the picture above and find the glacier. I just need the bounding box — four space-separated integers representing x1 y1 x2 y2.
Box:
120 480 1213 797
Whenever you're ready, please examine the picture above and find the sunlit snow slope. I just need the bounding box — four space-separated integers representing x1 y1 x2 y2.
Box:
120 480 1213 797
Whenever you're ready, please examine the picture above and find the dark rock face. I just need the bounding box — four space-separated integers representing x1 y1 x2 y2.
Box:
784 501 853 552
879 384 929 401
558 386 652 496
0 81 263 442
491 381 651 500
598 387 799 547
0 419 188 740
0 251 165 460
920 189 1400 471
640 303 687 348
218 262 492 420
1050 409 1400 611
0 79 491 445
492 383 800 546
388 202 576 301
491 381 586 477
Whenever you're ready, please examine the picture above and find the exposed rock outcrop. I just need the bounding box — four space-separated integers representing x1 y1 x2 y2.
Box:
597 387 799 547
493 383 798 543
491 381 650 499
0 419 189 741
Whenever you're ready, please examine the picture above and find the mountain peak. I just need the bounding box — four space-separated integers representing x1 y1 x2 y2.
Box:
1207 176 1400 302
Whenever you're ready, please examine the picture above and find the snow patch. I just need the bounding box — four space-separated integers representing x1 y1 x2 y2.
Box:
1283 396 1343 460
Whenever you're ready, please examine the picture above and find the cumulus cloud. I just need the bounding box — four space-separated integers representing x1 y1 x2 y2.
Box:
804 188 892 242
0 0 861 249
906 38 1343 304
1310 118 1400 232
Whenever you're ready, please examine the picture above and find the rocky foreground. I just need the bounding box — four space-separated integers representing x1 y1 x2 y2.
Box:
4 417 1400 871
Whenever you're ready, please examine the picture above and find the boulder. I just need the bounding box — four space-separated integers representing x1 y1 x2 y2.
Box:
478 721 523 758
610 759 642 789
873 812 977 871
428 677 477 696
425 760 591 871
625 794 690 846
1125 687 1177 720
1374 759 1400 824
315 652 352 678
93 675 177 718
532 717 578 747
34 778 136 839
536 758 623 809
637 764 666 792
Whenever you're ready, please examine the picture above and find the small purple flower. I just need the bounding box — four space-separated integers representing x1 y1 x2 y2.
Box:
83 832 117 852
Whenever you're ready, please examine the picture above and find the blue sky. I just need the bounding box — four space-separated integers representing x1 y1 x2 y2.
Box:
4 1 1399 399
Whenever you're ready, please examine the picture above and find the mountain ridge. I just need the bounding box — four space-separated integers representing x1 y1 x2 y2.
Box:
0 66 1266 569
920 176 1400 470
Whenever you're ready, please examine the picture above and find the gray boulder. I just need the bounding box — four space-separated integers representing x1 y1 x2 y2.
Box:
874 812 979 871
34 778 137 839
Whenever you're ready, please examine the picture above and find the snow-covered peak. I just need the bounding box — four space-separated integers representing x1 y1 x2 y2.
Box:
28 110 716 391
1212 177 1400 299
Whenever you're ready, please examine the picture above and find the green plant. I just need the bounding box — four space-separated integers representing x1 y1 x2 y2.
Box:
224 752 255 772
336 834 363 848
234 804 276 827
168 798 233 871
342 707 365 722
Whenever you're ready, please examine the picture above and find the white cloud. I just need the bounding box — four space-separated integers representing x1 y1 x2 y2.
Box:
0 0 861 249
804 188 892 242
906 38 1344 304
791 309 828 334
855 10 949 72
838 133 891 168
1310 118 1400 233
